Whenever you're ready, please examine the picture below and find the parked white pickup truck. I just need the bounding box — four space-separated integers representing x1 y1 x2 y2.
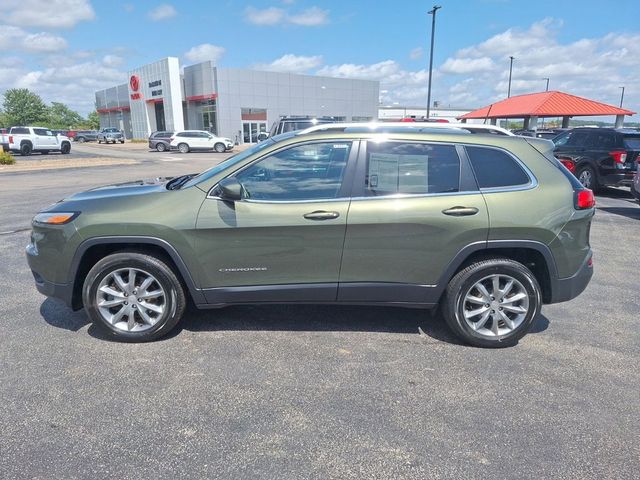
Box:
6 126 72 155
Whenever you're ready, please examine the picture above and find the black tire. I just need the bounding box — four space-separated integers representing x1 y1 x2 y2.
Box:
178 143 190 154
20 142 32 156
61 142 71 154
156 143 166 152
214 142 226 153
576 164 599 192
442 258 542 348
120 140 125 144
78 137 86 143
97 139 102 144
82 252 186 342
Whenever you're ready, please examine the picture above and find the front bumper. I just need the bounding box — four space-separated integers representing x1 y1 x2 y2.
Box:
26 243 73 307
548 252 593 304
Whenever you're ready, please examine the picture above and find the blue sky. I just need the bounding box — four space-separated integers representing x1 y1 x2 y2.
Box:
1 0 638 117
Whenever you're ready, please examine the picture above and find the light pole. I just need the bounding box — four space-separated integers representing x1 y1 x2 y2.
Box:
426 5 441 119
542 77 549 92
619 86 625 108
507 56 515 98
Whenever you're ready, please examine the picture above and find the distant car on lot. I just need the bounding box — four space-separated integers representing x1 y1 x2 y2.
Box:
148 131 173 152
169 130 233 153
27 122 595 347
552 127 639 191
97 128 125 144
6 126 71 155
74 130 98 143
258 116 338 141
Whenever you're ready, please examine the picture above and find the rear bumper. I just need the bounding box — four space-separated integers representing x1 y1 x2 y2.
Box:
600 171 635 187
548 253 593 304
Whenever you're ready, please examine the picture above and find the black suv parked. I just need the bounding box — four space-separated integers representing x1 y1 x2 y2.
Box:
552 128 639 190
148 131 173 152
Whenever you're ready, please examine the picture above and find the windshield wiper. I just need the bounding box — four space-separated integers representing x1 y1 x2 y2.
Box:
166 174 198 190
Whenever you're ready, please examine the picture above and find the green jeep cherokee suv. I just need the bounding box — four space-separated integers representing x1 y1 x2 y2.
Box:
26 124 595 347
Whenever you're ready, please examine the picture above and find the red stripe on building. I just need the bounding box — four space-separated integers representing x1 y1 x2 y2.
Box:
186 93 217 102
97 106 131 113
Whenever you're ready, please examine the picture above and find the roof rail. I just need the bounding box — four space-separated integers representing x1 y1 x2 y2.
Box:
298 122 514 136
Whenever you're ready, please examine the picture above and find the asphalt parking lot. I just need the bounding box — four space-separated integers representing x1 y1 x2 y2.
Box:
0 150 639 479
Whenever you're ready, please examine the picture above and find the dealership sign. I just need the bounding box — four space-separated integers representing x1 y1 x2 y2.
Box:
130 75 142 100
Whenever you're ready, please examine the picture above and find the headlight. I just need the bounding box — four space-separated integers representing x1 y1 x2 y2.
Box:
33 212 80 225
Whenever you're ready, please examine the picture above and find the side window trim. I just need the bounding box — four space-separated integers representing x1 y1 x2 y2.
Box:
208 139 361 203
463 144 538 193
351 139 470 200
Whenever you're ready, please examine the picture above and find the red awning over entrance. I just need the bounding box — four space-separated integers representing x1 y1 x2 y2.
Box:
459 91 635 119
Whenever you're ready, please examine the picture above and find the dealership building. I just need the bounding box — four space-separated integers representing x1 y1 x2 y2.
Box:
95 57 379 143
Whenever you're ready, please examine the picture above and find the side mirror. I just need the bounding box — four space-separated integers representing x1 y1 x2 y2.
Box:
217 177 243 201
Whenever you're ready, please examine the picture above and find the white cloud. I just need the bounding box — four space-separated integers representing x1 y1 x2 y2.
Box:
245 5 329 26
102 54 124 67
245 7 285 25
0 25 67 53
254 54 323 73
148 4 177 21
287 7 329 26
439 18 640 112
410 47 423 60
440 57 494 74
2 0 95 29
21 32 67 53
184 44 225 64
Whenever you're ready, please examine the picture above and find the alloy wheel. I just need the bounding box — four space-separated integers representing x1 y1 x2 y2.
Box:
96 268 166 332
578 170 592 189
461 274 529 337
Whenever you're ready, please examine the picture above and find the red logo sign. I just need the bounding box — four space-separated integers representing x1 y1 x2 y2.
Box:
130 75 140 92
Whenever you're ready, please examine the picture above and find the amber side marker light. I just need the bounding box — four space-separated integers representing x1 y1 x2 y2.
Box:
33 212 80 225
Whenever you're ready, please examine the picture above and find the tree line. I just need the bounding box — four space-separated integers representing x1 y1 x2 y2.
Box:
0 88 99 130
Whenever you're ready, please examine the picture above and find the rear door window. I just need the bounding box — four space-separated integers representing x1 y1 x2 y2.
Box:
364 142 460 196
466 146 531 189
586 131 616 150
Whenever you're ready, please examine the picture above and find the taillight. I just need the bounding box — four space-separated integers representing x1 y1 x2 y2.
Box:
559 157 575 173
609 150 627 164
8 135 13 144
575 189 595 209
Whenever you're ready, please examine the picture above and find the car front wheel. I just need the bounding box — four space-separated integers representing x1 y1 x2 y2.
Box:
214 142 226 153
442 258 541 348
83 252 186 342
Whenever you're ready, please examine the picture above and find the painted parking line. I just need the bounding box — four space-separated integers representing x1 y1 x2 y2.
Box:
159 157 184 161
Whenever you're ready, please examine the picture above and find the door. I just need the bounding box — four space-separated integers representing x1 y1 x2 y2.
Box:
194 140 358 304
338 140 489 304
154 102 166 132
33 128 57 149
242 122 268 143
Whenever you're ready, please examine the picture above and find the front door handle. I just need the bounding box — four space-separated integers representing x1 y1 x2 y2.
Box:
442 206 479 217
303 210 340 220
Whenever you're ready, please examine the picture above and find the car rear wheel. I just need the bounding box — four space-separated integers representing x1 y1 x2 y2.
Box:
156 143 166 152
61 143 71 154
214 142 226 153
576 165 599 191
442 258 541 348
20 143 32 156
78 137 86 143
178 143 190 154
83 252 186 342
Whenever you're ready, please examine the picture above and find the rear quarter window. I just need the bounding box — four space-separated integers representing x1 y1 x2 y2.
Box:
466 146 530 189
623 135 640 150
10 127 29 134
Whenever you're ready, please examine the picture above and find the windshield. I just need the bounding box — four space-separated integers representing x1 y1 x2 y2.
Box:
623 135 640 150
182 132 296 189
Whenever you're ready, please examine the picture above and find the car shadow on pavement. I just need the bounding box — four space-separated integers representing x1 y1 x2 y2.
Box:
597 206 640 220
39 300 550 346
596 187 633 199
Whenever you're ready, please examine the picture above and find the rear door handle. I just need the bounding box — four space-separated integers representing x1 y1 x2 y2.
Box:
303 210 340 220
442 206 479 217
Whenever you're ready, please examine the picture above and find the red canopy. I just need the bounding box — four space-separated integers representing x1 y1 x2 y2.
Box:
459 91 635 119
